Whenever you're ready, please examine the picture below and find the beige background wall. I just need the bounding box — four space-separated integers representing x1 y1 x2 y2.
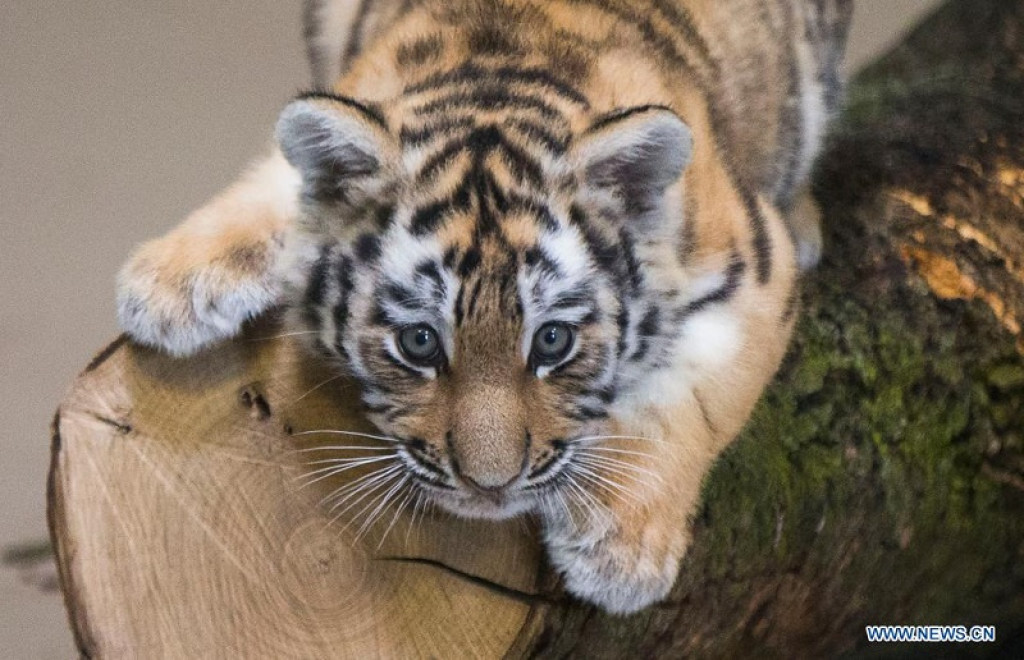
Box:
0 1 941 655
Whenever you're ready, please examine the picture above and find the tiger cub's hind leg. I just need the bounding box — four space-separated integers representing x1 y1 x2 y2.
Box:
787 188 824 271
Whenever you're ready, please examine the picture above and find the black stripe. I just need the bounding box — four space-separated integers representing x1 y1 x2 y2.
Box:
458 247 482 277
489 132 545 186
468 24 525 57
649 0 717 73
504 195 558 232
739 188 773 283
619 229 643 292
374 204 395 230
638 306 660 338
404 64 589 106
382 350 426 379
587 104 677 133
354 233 381 263
466 279 483 318
343 0 374 66
524 246 561 278
630 306 661 361
443 246 459 269
412 89 563 121
454 283 466 327
294 91 388 129
417 126 546 188
503 118 570 154
409 199 452 236
333 254 354 330
679 253 748 319
571 206 621 279
304 244 332 308
615 306 630 358
381 280 425 309
417 139 469 181
415 260 445 295
400 116 476 147
395 34 445 68
564 0 699 82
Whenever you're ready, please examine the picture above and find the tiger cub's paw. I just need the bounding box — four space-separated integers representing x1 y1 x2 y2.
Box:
543 512 686 615
116 231 283 357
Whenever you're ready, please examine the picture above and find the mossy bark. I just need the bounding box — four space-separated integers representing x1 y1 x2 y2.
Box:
513 1 1024 656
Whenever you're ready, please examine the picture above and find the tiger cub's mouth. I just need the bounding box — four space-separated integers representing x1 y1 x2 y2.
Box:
396 437 577 520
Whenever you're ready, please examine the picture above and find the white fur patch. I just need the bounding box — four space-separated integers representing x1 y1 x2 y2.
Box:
615 308 741 414
794 38 828 190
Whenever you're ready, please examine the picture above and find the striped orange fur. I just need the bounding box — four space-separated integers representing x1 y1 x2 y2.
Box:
117 0 852 613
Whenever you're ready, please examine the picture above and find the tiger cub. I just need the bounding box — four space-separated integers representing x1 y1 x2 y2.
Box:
117 0 852 613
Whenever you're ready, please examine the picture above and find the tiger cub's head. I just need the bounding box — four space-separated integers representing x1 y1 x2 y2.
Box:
278 92 697 519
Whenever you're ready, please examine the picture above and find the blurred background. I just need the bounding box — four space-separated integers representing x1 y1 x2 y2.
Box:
0 1 941 655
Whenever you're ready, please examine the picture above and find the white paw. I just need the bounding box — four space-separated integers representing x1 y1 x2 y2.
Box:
116 238 281 357
543 516 683 615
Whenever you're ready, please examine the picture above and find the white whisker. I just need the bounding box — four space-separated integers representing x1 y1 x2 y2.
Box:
561 473 606 524
288 444 395 454
405 490 428 548
290 374 345 404
294 456 398 489
549 488 576 531
302 454 398 469
372 481 416 549
352 476 410 543
248 330 322 342
571 465 645 504
574 434 668 446
580 446 657 459
292 429 401 444
326 466 403 520
575 454 665 483
321 464 402 510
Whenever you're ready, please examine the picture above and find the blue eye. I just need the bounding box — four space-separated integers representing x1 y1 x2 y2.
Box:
398 325 442 365
531 323 575 366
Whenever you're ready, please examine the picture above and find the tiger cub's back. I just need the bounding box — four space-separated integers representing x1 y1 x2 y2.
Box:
304 0 853 209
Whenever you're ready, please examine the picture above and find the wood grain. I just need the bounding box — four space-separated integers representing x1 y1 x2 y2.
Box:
50 318 542 658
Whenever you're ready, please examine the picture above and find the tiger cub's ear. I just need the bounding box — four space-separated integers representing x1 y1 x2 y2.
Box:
574 106 693 218
276 94 399 207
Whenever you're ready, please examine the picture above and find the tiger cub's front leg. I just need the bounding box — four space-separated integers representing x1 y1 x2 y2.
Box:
116 152 300 356
541 411 718 615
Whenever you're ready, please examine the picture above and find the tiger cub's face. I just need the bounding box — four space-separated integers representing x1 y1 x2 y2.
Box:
278 93 696 519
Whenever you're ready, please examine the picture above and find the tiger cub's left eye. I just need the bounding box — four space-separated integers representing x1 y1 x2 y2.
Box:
398 325 442 365
531 323 575 366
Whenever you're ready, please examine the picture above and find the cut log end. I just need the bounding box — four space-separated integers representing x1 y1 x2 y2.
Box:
49 324 545 657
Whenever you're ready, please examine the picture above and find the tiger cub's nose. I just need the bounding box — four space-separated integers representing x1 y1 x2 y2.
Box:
449 383 528 490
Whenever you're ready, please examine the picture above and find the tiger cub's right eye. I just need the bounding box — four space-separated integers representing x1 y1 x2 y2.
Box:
398 325 442 365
